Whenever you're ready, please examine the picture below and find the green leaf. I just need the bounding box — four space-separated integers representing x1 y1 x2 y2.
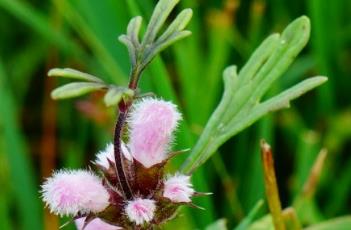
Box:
142 0 180 46
144 30 192 65
104 87 134 107
181 16 327 173
51 82 106 100
157 8 193 43
234 200 264 230
0 60 43 230
205 219 228 230
48 68 104 83
127 16 142 46
304 216 351 230
225 76 327 137
119 0 192 71
248 215 274 230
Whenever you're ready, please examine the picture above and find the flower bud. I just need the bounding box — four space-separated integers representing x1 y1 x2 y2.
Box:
163 174 194 203
95 142 132 169
128 98 181 168
75 217 121 230
125 198 156 225
41 170 109 216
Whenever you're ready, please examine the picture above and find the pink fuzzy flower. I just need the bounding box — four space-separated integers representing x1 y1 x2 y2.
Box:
163 174 194 203
128 98 181 168
75 217 120 230
95 142 132 168
41 170 109 216
125 198 156 225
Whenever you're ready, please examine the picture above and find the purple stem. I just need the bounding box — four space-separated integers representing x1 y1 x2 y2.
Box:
113 67 140 199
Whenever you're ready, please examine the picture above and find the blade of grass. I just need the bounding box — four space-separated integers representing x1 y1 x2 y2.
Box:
52 0 128 84
234 200 264 230
0 0 83 57
0 60 43 230
304 216 351 230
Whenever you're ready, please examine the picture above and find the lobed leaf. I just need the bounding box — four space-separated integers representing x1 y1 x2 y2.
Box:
142 0 179 46
157 8 193 43
51 82 105 100
48 68 104 83
181 16 327 174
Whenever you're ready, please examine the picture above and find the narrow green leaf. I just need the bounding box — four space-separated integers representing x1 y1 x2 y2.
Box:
142 0 179 46
0 60 42 230
234 200 264 230
48 68 104 83
248 215 274 230
118 34 137 67
249 16 311 102
224 77 328 136
144 30 192 66
0 0 83 56
157 8 193 43
304 216 351 230
51 82 106 100
127 16 143 46
205 219 228 230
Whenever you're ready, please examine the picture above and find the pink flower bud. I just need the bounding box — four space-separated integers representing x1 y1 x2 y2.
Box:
128 98 181 168
95 142 132 168
163 174 194 203
41 170 109 216
75 217 121 230
125 198 156 225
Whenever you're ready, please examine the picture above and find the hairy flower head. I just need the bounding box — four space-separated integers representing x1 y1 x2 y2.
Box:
95 142 132 168
41 169 109 216
163 174 194 203
125 198 156 225
75 217 121 230
128 98 181 168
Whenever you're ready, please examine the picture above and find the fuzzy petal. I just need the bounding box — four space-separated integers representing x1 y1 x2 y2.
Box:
163 174 194 203
41 170 109 216
125 198 156 225
128 98 181 168
75 217 121 230
95 142 132 168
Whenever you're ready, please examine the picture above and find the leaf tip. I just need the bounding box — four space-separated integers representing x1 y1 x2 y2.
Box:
47 68 60 77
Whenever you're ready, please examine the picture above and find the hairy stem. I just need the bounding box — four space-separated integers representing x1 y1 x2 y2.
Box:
113 67 141 199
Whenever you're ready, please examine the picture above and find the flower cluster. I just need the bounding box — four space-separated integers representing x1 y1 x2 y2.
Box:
41 98 199 229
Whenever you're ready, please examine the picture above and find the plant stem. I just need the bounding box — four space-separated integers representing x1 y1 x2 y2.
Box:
113 65 142 199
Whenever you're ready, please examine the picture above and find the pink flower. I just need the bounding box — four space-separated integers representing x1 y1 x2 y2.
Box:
128 98 181 168
125 198 156 225
95 142 132 168
163 174 194 203
41 170 109 216
75 217 120 230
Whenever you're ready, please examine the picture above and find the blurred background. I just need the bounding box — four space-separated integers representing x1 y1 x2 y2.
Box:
0 0 350 229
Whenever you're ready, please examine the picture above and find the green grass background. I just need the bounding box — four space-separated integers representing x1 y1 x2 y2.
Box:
0 0 350 229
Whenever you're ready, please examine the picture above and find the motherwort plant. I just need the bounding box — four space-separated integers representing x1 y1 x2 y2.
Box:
41 0 327 229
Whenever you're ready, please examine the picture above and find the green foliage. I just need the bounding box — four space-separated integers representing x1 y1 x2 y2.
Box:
235 200 264 230
181 17 327 173
48 68 104 83
49 68 134 106
119 0 192 70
